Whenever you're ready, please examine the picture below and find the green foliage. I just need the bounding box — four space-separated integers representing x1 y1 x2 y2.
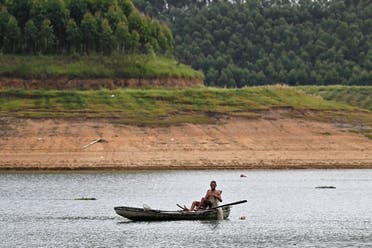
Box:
80 12 98 52
66 0 89 23
0 54 203 79
40 19 56 53
115 21 130 53
106 3 125 29
66 19 81 52
24 20 38 53
99 18 115 54
128 10 142 32
3 15 20 53
0 6 10 49
299 85 372 111
0 0 173 55
134 0 372 86
43 0 69 41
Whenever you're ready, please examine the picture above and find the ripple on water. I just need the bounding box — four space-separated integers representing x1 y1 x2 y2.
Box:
0 169 372 248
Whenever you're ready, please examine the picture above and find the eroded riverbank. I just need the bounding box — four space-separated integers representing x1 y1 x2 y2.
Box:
1 114 371 170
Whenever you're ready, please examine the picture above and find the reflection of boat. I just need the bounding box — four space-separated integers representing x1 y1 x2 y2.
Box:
114 200 247 221
114 206 230 221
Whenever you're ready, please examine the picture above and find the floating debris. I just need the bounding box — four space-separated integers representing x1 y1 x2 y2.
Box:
239 216 246 220
74 197 97 200
240 174 247 177
315 186 336 189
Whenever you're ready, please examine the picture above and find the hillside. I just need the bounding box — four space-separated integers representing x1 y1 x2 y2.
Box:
0 86 358 123
1 85 371 170
134 0 372 86
0 86 370 138
0 0 173 55
0 0 204 88
0 54 204 89
299 85 372 111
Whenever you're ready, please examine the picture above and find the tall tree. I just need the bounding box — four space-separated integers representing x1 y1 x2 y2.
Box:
44 0 70 50
0 6 10 49
66 0 89 23
80 12 98 53
129 30 140 52
24 19 38 53
99 18 115 54
0 0 181 56
39 19 56 53
6 0 32 27
106 3 126 29
65 18 81 52
3 15 20 53
115 21 130 53
118 0 135 16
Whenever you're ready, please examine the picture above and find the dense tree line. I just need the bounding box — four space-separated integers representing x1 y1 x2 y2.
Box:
0 0 173 55
134 0 371 86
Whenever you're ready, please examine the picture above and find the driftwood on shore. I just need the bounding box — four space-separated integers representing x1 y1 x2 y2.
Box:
82 138 106 149
1 117 371 171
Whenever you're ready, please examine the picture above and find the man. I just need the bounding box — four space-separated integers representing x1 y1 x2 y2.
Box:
188 180 222 211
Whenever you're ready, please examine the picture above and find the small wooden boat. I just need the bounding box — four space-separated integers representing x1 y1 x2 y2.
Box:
114 200 246 221
114 206 230 221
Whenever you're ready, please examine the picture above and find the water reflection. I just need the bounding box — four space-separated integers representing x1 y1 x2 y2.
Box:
200 220 224 230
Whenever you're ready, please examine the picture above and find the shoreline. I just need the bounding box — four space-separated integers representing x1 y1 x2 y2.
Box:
1 115 371 172
1 163 372 172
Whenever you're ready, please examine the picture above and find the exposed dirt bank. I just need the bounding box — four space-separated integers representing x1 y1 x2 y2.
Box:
0 77 203 89
0 114 371 170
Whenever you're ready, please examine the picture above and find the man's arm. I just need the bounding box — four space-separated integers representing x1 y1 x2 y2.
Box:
210 190 222 202
205 190 211 198
215 190 222 202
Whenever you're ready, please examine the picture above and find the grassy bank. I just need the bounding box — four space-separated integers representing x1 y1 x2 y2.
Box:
299 86 372 111
0 86 361 125
0 54 203 79
297 85 372 139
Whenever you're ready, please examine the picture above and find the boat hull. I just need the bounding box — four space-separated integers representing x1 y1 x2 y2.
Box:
114 206 230 221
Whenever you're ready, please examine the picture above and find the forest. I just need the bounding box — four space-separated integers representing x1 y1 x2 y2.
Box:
0 0 173 55
134 0 371 86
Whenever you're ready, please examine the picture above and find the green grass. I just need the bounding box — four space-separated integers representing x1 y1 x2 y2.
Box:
0 86 358 124
0 54 203 80
320 132 332 136
350 129 372 140
298 85 372 111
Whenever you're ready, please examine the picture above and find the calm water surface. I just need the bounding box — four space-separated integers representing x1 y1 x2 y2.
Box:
1 169 372 248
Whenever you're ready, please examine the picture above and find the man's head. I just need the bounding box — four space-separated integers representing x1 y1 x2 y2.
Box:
210 180 217 190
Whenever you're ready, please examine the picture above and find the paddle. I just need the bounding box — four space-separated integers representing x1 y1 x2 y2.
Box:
210 200 247 210
176 204 188 211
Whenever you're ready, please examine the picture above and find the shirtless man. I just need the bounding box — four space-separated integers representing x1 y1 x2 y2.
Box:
189 181 222 211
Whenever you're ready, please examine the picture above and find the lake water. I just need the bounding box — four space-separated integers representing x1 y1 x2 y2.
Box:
0 169 372 247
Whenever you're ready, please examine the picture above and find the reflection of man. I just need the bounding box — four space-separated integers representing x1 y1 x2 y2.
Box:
189 181 222 211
